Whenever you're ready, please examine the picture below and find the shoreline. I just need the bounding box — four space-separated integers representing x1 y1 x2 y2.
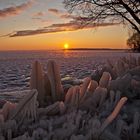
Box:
62 48 130 51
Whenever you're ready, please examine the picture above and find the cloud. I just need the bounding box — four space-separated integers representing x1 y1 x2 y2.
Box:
48 8 78 21
48 8 64 16
33 12 45 17
4 21 118 37
48 8 83 20
0 0 34 19
60 13 77 19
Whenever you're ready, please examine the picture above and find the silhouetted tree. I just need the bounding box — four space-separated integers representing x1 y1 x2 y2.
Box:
63 0 140 33
127 32 140 51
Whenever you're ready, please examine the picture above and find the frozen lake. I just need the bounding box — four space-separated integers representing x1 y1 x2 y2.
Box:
0 50 139 92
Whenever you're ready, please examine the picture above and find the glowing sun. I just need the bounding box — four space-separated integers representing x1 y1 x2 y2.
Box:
64 43 69 49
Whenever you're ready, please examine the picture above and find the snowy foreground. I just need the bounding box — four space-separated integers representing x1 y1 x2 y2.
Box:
0 56 140 140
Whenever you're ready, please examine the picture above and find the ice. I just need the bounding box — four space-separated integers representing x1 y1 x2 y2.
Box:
0 50 140 140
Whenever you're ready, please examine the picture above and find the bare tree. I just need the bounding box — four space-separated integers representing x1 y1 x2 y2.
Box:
63 0 140 33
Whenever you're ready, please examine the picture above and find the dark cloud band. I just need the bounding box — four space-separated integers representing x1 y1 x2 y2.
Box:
5 21 118 37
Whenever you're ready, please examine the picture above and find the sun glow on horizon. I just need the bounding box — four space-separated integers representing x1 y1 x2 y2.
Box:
64 43 69 49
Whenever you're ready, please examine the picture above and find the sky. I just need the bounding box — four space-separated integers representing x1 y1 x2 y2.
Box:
0 0 129 50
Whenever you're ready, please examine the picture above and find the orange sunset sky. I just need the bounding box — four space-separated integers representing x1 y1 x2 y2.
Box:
0 0 129 50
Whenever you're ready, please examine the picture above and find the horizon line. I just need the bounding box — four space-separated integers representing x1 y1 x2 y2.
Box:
0 47 130 52
62 48 130 51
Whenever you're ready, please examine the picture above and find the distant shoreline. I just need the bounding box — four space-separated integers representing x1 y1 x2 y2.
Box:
62 48 130 51
0 48 131 52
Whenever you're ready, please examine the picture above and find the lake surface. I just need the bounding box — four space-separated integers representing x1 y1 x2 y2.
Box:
0 50 139 92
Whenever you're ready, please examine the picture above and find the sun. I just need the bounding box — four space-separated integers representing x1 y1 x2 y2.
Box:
64 43 69 49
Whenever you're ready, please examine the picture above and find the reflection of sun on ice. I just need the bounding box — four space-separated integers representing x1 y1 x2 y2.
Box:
64 43 69 50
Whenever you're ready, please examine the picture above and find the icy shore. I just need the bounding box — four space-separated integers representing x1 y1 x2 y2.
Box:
0 55 140 140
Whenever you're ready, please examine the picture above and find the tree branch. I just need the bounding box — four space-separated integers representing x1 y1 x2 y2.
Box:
119 0 140 24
